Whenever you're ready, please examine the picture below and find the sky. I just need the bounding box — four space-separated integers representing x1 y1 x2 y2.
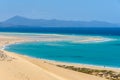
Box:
0 0 120 23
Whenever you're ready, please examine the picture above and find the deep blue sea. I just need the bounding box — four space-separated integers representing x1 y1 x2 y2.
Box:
4 32 120 68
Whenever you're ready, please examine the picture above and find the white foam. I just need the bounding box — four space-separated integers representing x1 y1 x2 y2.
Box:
30 34 115 44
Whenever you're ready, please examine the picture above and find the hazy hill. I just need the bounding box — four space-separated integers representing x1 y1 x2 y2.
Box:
0 16 118 27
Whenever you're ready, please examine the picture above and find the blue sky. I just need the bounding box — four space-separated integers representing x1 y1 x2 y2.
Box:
0 0 120 23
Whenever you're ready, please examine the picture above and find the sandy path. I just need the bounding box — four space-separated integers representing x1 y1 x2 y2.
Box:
0 50 107 80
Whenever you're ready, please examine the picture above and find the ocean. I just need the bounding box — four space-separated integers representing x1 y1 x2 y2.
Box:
1 27 120 36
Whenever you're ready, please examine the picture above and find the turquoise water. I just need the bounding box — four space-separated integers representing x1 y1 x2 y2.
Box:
5 35 120 68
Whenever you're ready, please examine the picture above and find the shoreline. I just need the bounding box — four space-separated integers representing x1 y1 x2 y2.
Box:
1 35 120 72
19 54 120 72
35 58 120 71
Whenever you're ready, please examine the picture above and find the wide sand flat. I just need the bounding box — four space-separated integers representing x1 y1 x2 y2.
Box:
0 35 108 80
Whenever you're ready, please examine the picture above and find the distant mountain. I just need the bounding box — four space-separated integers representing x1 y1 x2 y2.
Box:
0 16 119 27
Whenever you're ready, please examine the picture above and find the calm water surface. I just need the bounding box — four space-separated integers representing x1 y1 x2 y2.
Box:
5 34 120 68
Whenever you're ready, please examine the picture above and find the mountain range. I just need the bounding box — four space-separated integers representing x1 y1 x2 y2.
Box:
0 16 119 27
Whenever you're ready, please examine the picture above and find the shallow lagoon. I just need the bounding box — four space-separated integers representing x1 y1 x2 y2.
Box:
4 33 120 68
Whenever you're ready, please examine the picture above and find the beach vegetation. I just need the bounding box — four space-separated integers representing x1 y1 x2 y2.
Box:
57 65 120 80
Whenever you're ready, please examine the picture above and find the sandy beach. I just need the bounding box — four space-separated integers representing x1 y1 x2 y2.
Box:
0 35 113 80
